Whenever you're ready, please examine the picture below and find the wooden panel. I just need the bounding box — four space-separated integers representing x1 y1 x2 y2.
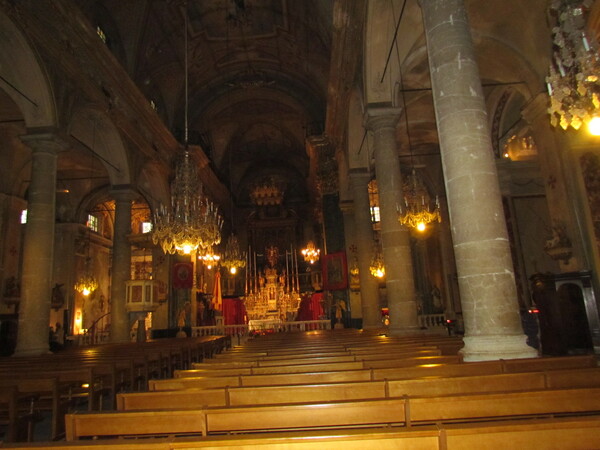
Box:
388 372 546 397
205 399 407 433
408 388 600 423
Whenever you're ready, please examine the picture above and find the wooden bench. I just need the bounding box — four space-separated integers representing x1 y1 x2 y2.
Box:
66 387 600 439
150 354 598 391
4 417 600 449
120 367 600 411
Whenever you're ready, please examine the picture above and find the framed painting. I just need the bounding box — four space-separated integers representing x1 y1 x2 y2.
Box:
322 251 348 291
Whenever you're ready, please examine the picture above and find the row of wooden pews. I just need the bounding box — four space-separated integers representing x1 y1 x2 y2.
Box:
5 329 600 448
0 335 229 442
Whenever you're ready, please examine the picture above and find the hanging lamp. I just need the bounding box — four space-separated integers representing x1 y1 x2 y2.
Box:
152 2 222 255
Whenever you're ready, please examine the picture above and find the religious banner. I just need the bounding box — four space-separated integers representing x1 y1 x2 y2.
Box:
322 252 348 291
172 262 193 289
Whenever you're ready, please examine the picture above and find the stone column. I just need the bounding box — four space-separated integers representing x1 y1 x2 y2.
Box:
110 187 135 343
14 133 65 356
421 0 537 360
349 169 381 328
366 108 420 335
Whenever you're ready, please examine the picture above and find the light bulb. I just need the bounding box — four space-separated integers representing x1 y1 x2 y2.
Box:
230 267 237 275
416 222 426 232
82 288 90 296
589 117 600 136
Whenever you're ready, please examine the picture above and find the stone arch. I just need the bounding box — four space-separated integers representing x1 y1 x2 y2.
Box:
0 9 56 128
68 107 131 187
138 160 171 213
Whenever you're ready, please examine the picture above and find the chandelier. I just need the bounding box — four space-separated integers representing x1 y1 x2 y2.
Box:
198 246 221 270
221 234 246 274
151 5 222 255
152 151 222 255
546 0 600 130
301 241 320 264
369 243 385 279
397 169 441 232
250 177 284 206
75 256 98 296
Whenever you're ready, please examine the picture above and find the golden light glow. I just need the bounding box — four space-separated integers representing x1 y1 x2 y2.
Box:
221 234 246 275
369 243 385 279
398 170 441 231
419 364 442 368
301 241 320 264
589 117 600 136
74 273 98 297
416 222 426 232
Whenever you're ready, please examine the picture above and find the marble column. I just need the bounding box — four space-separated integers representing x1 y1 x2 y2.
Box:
349 168 381 328
366 108 420 335
14 133 65 356
421 0 537 360
110 187 135 343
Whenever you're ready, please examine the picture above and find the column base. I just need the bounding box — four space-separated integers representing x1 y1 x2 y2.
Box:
460 334 539 362
12 346 51 357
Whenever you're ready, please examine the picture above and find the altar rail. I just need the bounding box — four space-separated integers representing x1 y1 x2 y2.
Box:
418 314 447 333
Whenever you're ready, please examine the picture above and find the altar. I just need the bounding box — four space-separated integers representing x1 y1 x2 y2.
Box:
243 245 301 323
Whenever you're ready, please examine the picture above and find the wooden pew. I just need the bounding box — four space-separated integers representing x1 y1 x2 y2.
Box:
120 367 600 411
66 398 408 439
5 417 600 449
150 355 598 391
66 387 600 440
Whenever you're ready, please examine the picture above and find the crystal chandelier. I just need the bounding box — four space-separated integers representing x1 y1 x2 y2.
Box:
152 151 222 255
75 255 98 296
546 0 600 130
397 169 441 232
198 246 221 269
152 5 222 255
301 241 320 264
369 243 385 279
221 234 246 274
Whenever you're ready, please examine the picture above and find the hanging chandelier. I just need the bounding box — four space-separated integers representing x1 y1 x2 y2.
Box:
75 256 98 296
198 246 221 269
152 4 222 255
152 151 222 255
221 234 246 274
369 243 385 279
397 169 441 232
546 0 600 131
301 240 320 264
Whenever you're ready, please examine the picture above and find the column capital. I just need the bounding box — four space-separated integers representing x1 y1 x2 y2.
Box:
20 132 68 154
365 107 402 132
521 93 551 126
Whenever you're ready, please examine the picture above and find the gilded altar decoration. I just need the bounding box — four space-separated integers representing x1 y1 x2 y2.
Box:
243 245 301 322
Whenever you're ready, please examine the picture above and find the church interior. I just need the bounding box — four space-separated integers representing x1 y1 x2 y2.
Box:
3 0 600 447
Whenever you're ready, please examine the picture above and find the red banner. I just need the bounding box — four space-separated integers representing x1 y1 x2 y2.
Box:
172 262 193 289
